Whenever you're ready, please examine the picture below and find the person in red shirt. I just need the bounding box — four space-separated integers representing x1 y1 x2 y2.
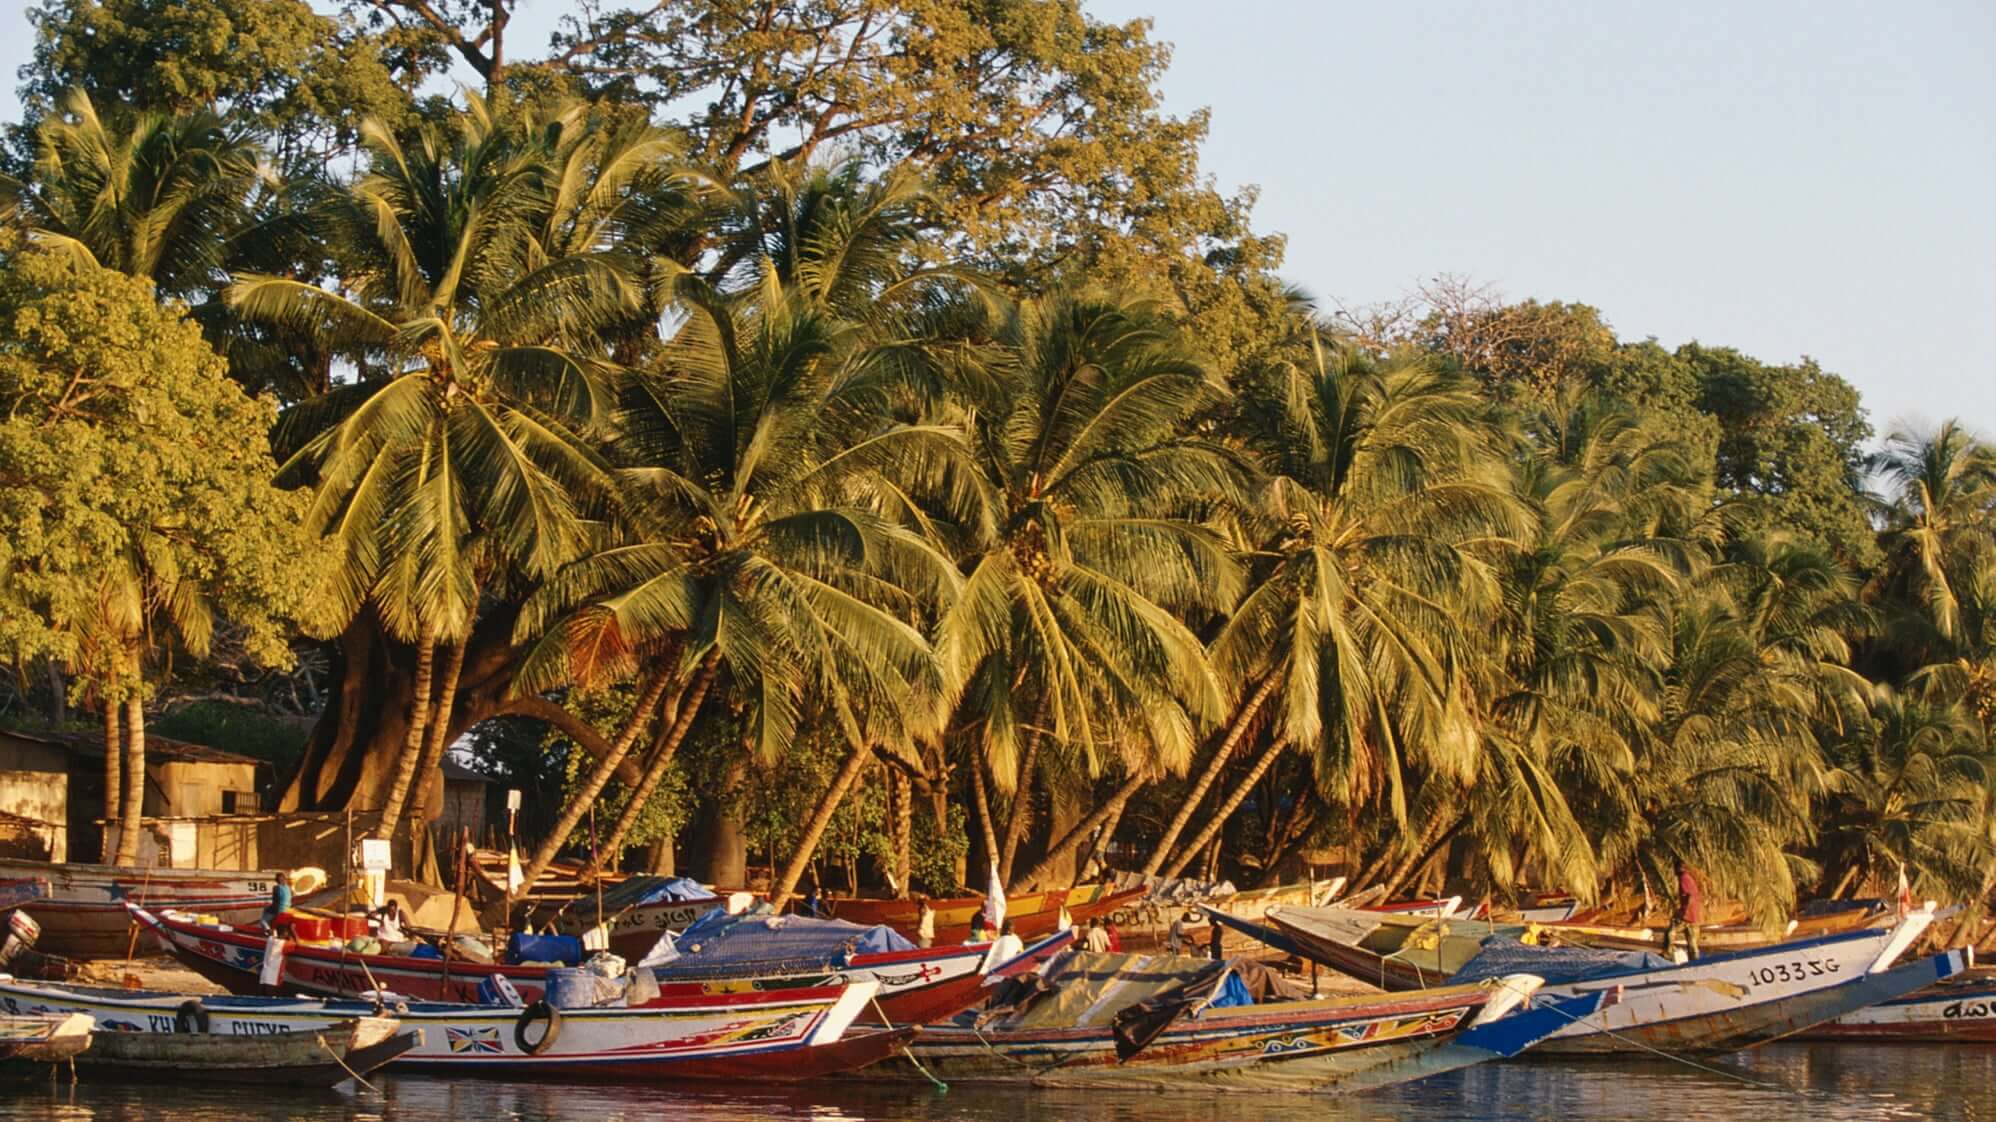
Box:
1670 859 1704 959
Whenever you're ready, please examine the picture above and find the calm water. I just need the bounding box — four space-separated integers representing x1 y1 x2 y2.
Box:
5 1044 1992 1121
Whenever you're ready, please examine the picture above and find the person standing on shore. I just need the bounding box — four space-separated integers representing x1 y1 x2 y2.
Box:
1669 860 1704 960
916 897 936 948
1084 918 1111 953
1166 912 1189 955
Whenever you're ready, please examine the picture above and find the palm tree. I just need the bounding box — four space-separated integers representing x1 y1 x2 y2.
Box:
1871 421 1996 651
512 271 962 899
1152 329 1516 882
1 89 260 298
227 94 679 837
931 290 1242 886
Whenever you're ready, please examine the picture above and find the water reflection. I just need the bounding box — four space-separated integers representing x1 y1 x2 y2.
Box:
1 1044 1992 1122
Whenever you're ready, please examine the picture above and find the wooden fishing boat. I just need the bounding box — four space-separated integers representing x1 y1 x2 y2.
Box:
1252 905 1520 991
132 904 1062 1026
0 858 287 958
0 975 904 1081
1796 968 1996 1042
76 1015 417 1085
1526 899 1889 955
0 1012 92 1073
0 878 48 911
856 950 1576 1092
825 885 1146 945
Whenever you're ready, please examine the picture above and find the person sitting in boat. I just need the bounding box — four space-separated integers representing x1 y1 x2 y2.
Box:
1208 918 1225 961
990 919 1024 964
369 899 406 943
262 871 293 931
1669 859 1704 960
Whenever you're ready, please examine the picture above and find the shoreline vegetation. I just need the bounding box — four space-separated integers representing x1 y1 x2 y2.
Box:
0 1 1989 931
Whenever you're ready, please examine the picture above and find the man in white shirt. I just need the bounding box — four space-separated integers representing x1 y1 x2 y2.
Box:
1083 919 1111 953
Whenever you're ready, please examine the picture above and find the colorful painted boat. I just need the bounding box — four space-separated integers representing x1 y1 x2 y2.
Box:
825 885 1145 945
1253 904 1518 991
0 858 285 958
857 950 1571 1092
0 975 908 1081
133 904 1060 1027
76 1014 417 1085
1796 968 1996 1042
0 1011 92 1072
1457 910 1955 1055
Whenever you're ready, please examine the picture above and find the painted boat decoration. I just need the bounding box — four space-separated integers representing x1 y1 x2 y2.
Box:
0 1011 93 1071
0 975 910 1081
1447 908 1954 1055
77 1014 417 1085
133 904 1062 1027
0 858 286 958
0 878 48 912
1797 967 1996 1042
856 950 1572 1093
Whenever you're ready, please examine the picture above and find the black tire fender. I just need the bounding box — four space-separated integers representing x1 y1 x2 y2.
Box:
513 1000 562 1055
174 999 210 1034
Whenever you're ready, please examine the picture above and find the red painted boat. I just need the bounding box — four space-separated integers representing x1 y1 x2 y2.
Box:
134 905 1067 1026
0 858 283 958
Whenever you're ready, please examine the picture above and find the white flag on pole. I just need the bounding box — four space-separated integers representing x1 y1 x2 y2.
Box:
982 866 1006 934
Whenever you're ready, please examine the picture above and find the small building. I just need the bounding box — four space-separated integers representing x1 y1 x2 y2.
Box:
0 727 265 864
433 759 494 848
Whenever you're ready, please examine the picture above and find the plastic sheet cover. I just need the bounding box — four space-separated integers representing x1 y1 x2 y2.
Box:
569 875 715 926
1449 935 1673 986
651 909 916 980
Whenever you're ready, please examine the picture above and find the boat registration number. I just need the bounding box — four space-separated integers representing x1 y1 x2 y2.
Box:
1746 958 1840 987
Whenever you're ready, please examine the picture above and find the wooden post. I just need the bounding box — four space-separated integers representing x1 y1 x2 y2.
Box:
442 827 468 999
589 803 603 950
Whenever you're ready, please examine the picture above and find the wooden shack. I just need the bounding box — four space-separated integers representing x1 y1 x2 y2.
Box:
434 759 493 847
0 728 265 863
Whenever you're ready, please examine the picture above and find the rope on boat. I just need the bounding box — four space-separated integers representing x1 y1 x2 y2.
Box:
1539 991 1787 1092
870 996 947 1094
317 1033 382 1095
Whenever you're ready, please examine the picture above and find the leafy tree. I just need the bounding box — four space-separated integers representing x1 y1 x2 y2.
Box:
0 246 311 860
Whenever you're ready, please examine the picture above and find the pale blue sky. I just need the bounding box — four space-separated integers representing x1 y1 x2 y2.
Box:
2 1 1987 438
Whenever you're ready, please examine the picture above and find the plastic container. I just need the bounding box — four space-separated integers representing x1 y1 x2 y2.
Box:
545 967 619 1009
508 932 583 966
287 915 330 941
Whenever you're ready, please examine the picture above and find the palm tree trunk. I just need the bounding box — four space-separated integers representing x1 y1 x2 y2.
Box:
101 687 122 864
889 770 912 897
392 636 469 838
1017 769 1147 889
969 752 1000 882
519 670 674 891
1162 735 1287 880
584 653 721 876
1142 673 1278 876
769 744 876 911
373 621 438 839
113 659 146 866
1377 812 1467 899
997 725 1045 885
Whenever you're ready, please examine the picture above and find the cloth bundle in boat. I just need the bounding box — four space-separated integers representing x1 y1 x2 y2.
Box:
567 876 715 928
653 909 915 980
1449 936 1672 985
508 932 583 966
545 966 626 1009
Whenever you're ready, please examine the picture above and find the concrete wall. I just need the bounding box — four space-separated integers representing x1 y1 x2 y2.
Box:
152 760 259 817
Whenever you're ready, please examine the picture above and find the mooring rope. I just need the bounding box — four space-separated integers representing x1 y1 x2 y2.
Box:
870 996 948 1094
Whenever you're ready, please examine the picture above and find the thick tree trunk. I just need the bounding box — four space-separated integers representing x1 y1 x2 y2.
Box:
585 654 721 875
518 671 672 890
1161 735 1287 879
1142 673 1278 876
1018 769 1147 889
997 725 1044 886
373 622 439 839
769 745 876 910
114 683 146 866
969 752 1000 883
398 635 469 835
101 691 122 864
644 832 675 875
889 770 912 897
694 757 750 887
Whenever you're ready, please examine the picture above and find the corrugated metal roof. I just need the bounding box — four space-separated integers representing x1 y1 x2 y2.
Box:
1 728 265 768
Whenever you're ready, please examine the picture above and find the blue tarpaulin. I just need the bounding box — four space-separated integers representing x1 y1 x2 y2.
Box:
652 908 916 980
1449 936 1674 986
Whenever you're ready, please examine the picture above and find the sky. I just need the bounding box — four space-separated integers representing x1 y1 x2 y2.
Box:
0 1 1988 440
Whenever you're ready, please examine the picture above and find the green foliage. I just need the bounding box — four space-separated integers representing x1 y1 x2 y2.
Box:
910 803 970 896
153 700 310 774
0 246 312 693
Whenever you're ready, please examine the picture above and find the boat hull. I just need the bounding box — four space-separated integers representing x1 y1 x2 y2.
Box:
0 976 891 1081
862 985 1524 1092
1528 925 1953 1056
0 860 282 958
1796 972 1996 1042
77 1016 419 1085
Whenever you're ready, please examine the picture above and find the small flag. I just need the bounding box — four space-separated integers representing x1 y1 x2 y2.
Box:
507 846 524 893
1896 863 1912 921
1057 905 1073 932
982 867 1006 934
